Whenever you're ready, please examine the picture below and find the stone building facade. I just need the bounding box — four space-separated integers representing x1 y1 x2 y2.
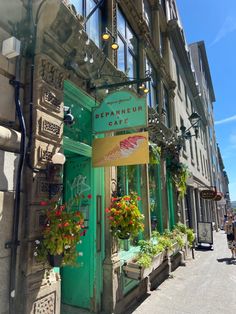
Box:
0 1 229 314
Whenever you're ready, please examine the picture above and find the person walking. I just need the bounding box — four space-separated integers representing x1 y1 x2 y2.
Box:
224 214 236 258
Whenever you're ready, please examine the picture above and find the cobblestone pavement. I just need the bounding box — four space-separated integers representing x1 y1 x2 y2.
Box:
131 230 236 314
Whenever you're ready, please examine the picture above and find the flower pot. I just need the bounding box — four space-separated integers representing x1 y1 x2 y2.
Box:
47 254 63 267
117 230 130 240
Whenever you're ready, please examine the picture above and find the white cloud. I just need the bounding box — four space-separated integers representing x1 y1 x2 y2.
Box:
230 133 236 146
215 114 236 125
210 16 236 46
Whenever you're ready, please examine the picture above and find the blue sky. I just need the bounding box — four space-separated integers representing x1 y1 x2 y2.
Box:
177 0 236 201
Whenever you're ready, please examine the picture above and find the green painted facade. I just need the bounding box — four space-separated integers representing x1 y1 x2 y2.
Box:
61 81 104 311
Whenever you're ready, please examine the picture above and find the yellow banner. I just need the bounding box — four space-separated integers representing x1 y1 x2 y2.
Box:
92 132 149 167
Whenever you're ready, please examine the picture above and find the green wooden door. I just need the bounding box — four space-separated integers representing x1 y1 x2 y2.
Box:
61 81 104 311
61 155 91 308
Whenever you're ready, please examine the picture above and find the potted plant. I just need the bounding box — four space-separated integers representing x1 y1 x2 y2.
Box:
106 192 144 240
35 197 86 267
123 233 166 280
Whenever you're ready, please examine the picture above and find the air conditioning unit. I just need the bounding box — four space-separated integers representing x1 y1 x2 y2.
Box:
2 37 21 59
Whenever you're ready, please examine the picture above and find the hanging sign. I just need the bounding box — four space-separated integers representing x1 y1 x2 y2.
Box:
200 189 217 200
93 90 147 133
92 132 149 167
214 192 223 201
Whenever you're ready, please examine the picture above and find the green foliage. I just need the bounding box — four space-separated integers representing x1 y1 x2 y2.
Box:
134 224 194 269
168 161 189 199
149 143 161 165
136 253 152 268
175 222 188 234
158 236 173 250
151 230 160 240
175 234 185 248
106 192 144 239
186 228 195 247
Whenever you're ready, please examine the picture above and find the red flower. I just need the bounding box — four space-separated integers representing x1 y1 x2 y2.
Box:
55 210 61 217
40 201 48 206
64 222 69 227
105 208 110 213
87 194 92 199
137 196 141 201
60 205 66 211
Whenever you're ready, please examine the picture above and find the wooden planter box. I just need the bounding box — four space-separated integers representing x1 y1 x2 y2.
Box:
170 242 181 256
123 251 166 281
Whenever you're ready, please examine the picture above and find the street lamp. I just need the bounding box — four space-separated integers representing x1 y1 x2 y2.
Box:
178 112 201 140
102 27 119 50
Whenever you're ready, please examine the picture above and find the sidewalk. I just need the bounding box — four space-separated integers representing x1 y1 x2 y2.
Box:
130 230 236 314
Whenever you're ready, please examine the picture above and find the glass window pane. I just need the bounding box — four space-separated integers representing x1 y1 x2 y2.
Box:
127 50 134 78
117 36 125 72
127 26 137 53
117 9 126 37
70 0 83 15
86 0 101 47
149 165 159 231
143 0 152 30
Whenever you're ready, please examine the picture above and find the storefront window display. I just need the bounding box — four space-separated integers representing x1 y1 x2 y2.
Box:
149 164 162 232
116 165 142 249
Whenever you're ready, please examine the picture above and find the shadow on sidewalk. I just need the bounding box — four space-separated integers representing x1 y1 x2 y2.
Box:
217 257 236 265
125 293 151 314
195 244 214 252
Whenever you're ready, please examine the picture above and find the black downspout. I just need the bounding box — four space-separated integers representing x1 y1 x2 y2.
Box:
8 72 27 314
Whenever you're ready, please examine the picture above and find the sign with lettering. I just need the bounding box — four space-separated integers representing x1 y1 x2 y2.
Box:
93 90 147 133
92 132 149 167
214 192 223 201
200 189 217 200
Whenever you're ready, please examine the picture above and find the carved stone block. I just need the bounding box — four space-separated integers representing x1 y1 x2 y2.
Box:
34 55 67 91
35 110 63 143
33 139 61 168
34 84 63 118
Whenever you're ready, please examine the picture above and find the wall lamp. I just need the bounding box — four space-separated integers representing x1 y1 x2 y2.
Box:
64 106 75 127
102 27 119 50
177 112 201 140
45 152 66 199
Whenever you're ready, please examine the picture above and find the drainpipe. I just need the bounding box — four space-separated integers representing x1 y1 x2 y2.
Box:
7 58 27 314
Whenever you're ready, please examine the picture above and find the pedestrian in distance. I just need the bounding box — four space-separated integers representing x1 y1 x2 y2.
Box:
224 214 236 259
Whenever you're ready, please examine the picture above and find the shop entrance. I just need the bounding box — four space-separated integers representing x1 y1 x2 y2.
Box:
61 80 104 311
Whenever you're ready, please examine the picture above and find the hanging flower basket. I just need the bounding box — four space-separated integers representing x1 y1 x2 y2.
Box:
116 230 131 240
34 195 89 266
106 192 144 239
47 253 63 267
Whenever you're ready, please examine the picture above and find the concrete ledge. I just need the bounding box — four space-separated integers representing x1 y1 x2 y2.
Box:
114 277 148 314
149 259 170 291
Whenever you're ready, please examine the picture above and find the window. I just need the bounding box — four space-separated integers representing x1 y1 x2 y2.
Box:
143 0 152 31
160 0 166 15
180 117 186 152
175 59 181 91
145 58 158 109
190 137 194 160
195 141 199 169
163 86 170 127
200 150 203 175
184 84 189 109
160 31 165 57
117 9 138 78
117 165 142 249
70 0 102 47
